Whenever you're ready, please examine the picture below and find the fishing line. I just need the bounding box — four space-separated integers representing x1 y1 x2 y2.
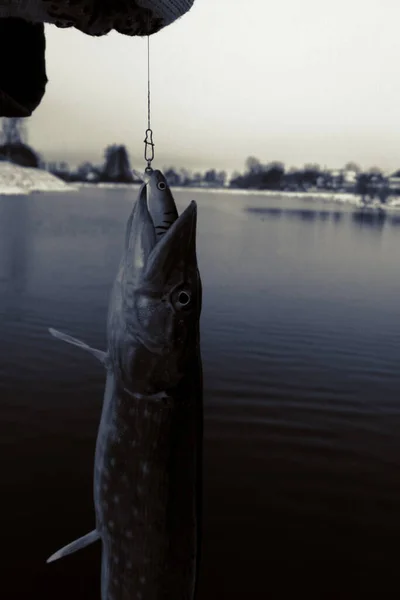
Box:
144 34 155 174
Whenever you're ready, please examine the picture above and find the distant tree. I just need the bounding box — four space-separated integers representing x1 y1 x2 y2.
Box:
0 117 27 145
164 167 181 186
200 169 226 187
0 117 39 167
304 163 321 172
245 156 263 174
192 172 202 185
355 173 369 201
229 171 242 187
104 144 119 163
179 169 193 186
36 152 45 169
260 162 285 190
368 166 383 175
216 170 226 186
302 164 321 187
45 161 71 181
57 162 71 180
344 161 361 173
282 167 299 190
102 144 133 183
77 162 96 181
230 171 246 188
230 161 284 190
268 161 285 171
204 169 217 184
0 143 38 168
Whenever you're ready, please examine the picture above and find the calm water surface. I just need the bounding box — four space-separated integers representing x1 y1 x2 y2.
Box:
1 187 399 599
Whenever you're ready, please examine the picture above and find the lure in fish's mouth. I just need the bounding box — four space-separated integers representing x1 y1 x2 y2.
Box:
125 171 198 283
144 169 180 240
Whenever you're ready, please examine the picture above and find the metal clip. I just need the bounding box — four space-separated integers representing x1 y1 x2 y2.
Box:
144 128 154 173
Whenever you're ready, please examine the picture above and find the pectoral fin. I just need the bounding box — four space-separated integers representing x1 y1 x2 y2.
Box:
46 529 100 564
48 328 108 366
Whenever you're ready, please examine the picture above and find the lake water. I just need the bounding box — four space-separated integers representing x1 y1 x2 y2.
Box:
1 187 399 599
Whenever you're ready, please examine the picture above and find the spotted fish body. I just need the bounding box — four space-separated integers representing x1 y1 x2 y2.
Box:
47 170 203 600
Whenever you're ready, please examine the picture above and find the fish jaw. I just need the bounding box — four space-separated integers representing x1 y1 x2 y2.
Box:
107 176 201 396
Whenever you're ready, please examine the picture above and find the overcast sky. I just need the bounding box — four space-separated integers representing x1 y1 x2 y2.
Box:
28 0 400 173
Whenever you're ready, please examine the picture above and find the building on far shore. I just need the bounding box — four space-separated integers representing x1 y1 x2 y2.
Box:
387 171 400 194
328 168 358 191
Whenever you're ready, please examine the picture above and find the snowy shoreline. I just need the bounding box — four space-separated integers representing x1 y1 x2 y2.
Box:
78 182 400 209
0 162 77 195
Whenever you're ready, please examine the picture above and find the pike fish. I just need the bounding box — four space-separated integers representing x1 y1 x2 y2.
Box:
47 169 203 600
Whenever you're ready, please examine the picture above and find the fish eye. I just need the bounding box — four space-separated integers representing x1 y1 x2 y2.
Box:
176 290 191 308
157 181 167 191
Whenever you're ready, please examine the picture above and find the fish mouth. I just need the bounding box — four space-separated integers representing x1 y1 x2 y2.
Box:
117 179 199 360
146 197 197 282
127 178 198 281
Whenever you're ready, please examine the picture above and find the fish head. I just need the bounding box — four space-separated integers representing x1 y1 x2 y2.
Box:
108 171 201 395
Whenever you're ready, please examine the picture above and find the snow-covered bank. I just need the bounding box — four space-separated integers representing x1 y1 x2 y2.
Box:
293 190 400 210
77 182 141 190
0 162 76 195
199 187 400 209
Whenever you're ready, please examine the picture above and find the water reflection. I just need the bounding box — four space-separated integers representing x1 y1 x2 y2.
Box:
299 209 318 222
246 206 338 222
246 205 400 232
390 214 400 226
352 209 387 232
0 196 31 295
318 210 330 221
333 211 343 224
246 206 284 219
1 189 400 599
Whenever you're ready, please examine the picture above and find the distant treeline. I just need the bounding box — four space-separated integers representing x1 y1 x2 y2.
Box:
47 145 228 189
229 157 391 200
47 145 137 184
0 117 396 201
46 149 395 202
